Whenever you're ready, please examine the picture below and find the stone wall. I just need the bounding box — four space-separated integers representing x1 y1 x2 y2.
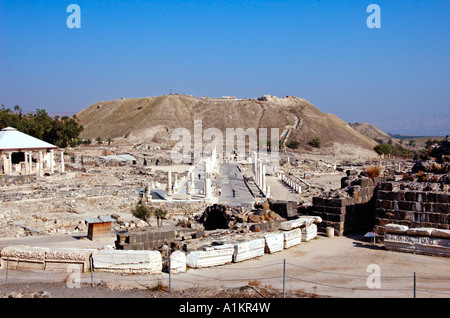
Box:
0 175 37 187
374 182 450 234
310 177 388 236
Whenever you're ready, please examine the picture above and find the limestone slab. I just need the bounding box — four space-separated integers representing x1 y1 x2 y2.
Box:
264 232 284 253
233 238 265 262
170 250 187 273
301 223 318 242
186 244 234 268
384 233 450 257
384 224 409 234
92 250 162 274
283 228 302 248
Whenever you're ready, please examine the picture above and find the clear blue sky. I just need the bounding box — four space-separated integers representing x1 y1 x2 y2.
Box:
1 0 449 136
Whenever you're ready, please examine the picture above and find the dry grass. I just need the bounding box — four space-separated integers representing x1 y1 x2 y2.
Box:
365 165 382 178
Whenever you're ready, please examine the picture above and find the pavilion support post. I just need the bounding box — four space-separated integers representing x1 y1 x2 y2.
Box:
60 151 65 173
7 152 12 175
49 149 54 174
38 151 44 177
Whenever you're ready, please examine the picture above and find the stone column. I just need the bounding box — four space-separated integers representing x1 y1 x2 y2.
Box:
24 152 29 175
61 151 65 173
190 171 195 194
167 171 173 196
262 164 266 192
205 174 212 200
266 185 271 198
173 172 178 193
1 153 6 174
38 151 44 177
6 152 12 175
49 149 54 174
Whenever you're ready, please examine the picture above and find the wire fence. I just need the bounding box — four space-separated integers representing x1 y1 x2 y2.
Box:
1 256 449 298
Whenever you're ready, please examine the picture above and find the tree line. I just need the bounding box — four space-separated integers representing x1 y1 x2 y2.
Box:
0 105 84 148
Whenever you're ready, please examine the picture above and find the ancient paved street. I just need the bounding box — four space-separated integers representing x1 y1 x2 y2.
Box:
217 163 255 207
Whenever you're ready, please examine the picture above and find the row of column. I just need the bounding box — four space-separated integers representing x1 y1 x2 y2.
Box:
278 172 302 195
253 151 270 198
1 150 65 177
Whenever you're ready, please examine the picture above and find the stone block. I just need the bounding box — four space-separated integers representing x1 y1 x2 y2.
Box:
283 228 302 249
378 182 392 191
301 223 318 242
169 250 186 273
92 250 162 274
406 227 434 236
426 192 439 203
264 232 284 253
232 238 265 262
434 203 449 213
186 244 234 268
44 248 95 272
384 223 409 234
438 193 449 204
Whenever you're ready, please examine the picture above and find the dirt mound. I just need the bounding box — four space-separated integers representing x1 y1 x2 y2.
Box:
76 94 378 156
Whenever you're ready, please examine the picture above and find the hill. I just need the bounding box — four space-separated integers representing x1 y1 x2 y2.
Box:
76 94 378 157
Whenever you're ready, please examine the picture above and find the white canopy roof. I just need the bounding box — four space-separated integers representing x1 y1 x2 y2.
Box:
0 127 58 151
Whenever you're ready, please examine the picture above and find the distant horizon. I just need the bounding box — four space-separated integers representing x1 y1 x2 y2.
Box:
1 1 448 136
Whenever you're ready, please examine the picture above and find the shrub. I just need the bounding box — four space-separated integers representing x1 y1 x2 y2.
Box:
287 140 300 149
365 165 382 178
309 137 321 148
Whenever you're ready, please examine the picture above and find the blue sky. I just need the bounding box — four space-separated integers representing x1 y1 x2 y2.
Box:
1 0 449 136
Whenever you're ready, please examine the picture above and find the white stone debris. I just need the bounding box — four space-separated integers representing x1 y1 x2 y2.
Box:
232 238 265 263
92 250 162 274
186 244 234 268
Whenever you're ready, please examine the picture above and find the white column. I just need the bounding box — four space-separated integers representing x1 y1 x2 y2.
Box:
49 149 54 174
7 152 12 175
60 151 65 173
262 164 266 193
167 171 172 196
1 153 6 174
24 152 29 175
174 172 178 193
205 174 212 199
258 161 263 188
38 151 44 177
190 171 195 194
266 185 270 198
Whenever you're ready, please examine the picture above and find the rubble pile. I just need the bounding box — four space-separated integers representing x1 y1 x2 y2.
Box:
406 136 450 185
197 203 286 231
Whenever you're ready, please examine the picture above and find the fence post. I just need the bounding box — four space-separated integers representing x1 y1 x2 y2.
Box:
5 257 9 285
90 256 94 287
169 258 172 294
413 272 416 298
283 259 286 298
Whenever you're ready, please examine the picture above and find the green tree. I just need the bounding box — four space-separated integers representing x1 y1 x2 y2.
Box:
154 208 168 227
131 204 154 226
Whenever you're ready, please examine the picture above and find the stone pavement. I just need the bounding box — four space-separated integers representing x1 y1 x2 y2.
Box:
217 163 255 207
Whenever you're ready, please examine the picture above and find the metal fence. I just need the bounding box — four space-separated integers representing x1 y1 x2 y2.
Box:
1 257 449 298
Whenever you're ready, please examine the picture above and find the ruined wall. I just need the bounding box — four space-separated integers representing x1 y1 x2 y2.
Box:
310 177 388 236
0 175 37 187
374 182 450 234
310 178 449 237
